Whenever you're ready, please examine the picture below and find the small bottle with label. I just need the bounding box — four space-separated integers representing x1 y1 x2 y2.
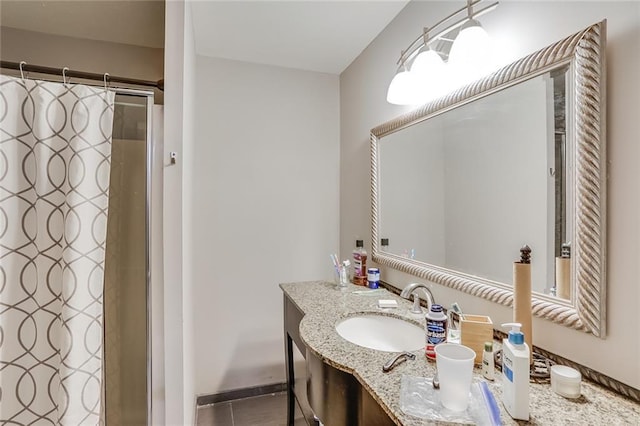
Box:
482 341 495 381
367 268 380 289
352 240 367 286
425 304 447 360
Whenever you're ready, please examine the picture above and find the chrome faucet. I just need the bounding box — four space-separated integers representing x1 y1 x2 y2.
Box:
400 282 435 314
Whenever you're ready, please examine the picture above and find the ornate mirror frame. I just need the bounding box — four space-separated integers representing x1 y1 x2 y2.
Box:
370 21 606 337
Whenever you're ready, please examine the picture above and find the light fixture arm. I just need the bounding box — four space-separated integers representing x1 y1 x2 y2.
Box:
395 28 429 66
395 0 498 68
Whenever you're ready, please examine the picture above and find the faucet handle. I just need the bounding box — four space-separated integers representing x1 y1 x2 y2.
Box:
382 351 416 373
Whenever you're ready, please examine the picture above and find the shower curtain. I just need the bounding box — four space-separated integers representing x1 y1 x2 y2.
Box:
0 75 115 424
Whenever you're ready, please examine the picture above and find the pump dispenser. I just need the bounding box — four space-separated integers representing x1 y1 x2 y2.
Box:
501 323 529 420
504 322 525 345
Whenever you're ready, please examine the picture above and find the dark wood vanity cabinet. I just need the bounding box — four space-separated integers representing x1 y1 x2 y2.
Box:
284 294 317 425
283 294 395 426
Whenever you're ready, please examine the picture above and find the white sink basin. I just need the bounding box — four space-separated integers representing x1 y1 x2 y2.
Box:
335 315 424 352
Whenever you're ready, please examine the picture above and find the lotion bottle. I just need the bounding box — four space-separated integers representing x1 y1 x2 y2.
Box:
482 341 494 381
501 323 529 420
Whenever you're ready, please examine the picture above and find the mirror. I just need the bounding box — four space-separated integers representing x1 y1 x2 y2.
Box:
371 21 606 337
378 67 569 297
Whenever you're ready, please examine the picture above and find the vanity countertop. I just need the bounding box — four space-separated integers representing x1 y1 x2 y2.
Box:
280 280 640 425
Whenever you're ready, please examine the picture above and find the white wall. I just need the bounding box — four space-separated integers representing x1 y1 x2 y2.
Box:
163 2 185 423
163 1 197 424
341 1 640 389
182 3 197 424
191 56 340 395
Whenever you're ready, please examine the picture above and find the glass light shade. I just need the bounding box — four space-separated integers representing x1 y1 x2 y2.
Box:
448 20 493 88
410 49 445 75
410 49 448 103
386 70 417 105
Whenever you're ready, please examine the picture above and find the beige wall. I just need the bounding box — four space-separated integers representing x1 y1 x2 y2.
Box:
341 1 640 390
0 26 164 102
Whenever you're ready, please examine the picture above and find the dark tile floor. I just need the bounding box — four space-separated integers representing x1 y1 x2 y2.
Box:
196 392 306 426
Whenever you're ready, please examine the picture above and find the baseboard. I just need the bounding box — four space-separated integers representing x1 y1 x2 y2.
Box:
196 382 287 407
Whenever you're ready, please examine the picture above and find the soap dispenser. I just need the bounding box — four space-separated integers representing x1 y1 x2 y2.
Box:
501 322 529 420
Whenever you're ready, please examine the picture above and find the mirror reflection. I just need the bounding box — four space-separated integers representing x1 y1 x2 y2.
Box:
378 66 571 299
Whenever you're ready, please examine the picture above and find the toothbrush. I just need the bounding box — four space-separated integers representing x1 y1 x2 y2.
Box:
450 302 465 320
330 254 339 275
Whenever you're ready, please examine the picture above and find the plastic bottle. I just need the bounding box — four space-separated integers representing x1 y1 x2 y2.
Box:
367 267 380 289
425 304 447 360
482 341 495 381
501 323 530 420
352 240 367 286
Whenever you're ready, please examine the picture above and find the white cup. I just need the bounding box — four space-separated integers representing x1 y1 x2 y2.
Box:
435 343 476 411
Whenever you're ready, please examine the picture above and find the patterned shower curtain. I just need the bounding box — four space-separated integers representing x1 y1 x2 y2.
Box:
0 75 115 424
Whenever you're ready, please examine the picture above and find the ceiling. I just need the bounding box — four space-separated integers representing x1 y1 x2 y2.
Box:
0 0 408 75
190 1 409 74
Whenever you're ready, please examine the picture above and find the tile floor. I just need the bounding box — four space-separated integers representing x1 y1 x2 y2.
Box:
196 391 306 426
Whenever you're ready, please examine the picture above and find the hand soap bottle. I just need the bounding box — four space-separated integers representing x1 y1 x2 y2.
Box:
501 323 529 420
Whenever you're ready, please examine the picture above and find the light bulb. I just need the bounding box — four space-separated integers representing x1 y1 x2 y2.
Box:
386 69 417 105
448 19 493 87
410 49 448 103
411 49 444 75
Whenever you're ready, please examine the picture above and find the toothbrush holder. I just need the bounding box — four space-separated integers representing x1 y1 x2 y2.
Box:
334 265 349 287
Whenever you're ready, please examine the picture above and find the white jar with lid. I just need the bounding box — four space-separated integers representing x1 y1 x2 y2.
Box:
550 365 581 399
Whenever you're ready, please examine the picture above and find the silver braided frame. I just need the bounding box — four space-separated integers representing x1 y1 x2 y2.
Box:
371 21 606 337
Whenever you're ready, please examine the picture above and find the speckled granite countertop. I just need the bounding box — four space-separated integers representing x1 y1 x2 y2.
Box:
280 280 640 425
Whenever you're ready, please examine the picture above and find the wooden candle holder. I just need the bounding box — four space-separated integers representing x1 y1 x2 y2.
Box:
460 314 494 365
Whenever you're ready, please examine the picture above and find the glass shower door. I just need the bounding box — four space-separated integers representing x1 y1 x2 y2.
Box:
104 93 150 426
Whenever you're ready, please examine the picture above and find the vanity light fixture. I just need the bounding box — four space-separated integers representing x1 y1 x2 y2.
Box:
386 65 417 105
386 0 498 106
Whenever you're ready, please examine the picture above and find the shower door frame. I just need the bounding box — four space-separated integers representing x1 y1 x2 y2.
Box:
112 87 156 426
